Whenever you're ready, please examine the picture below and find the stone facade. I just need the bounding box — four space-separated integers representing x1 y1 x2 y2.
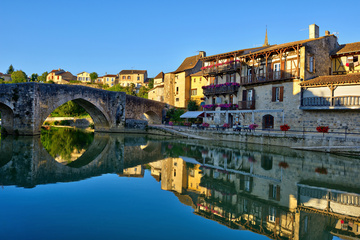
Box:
0 83 168 135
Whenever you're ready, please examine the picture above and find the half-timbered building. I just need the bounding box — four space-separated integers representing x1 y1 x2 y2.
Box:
201 24 339 129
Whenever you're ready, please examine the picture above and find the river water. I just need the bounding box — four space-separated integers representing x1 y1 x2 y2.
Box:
0 128 359 240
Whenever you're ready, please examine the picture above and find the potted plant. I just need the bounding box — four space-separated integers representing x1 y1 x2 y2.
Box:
280 124 290 135
316 126 329 137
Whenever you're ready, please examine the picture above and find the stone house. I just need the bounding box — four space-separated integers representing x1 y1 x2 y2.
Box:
0 73 12 82
299 41 360 130
101 74 117 87
118 70 148 91
172 52 205 108
151 52 205 108
77 71 91 83
46 68 77 84
189 71 209 106
148 72 165 102
201 24 339 129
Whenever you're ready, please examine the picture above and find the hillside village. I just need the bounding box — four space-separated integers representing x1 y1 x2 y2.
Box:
1 24 360 131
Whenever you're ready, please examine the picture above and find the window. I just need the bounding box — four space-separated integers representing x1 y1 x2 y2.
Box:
111 78 114 82
194 78 196 83
269 207 276 223
273 63 281 79
137 76 140 80
174 169 176 177
176 87 179 95
122 76 126 79
127 76 131 79
191 89 197 96
307 55 315 73
269 184 280 201
176 98 179 102
107 78 109 82
272 86 284 102
309 56 314 72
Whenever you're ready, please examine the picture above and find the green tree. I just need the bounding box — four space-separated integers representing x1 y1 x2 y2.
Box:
187 100 199 111
147 78 154 89
38 71 48 82
125 83 136 96
166 108 185 123
31 73 38 82
90 72 98 83
107 84 127 92
50 101 88 117
6 64 14 74
137 86 148 99
11 70 27 83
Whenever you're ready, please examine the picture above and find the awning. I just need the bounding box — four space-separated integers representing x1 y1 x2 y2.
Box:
180 111 205 118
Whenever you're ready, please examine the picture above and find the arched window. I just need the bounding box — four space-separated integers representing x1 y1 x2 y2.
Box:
262 114 274 129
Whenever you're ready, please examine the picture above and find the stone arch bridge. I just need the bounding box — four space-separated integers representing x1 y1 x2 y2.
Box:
0 83 168 135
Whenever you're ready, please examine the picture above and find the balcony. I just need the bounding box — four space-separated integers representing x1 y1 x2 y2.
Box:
301 96 360 109
238 100 255 110
203 84 240 96
202 62 241 76
240 70 297 85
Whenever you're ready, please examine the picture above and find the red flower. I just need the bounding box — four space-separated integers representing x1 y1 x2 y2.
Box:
316 126 329 133
315 167 328 174
280 124 290 131
278 162 289 169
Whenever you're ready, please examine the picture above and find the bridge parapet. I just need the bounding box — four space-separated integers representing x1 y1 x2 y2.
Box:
0 83 168 135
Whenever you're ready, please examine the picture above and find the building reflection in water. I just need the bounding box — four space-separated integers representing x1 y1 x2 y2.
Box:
0 129 360 240
146 142 360 240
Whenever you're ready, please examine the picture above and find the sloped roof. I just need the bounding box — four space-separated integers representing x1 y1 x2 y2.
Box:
300 73 360 87
154 71 164 79
202 35 336 60
59 72 76 81
102 74 117 77
119 70 147 75
190 71 203 77
331 41 360 56
173 55 201 73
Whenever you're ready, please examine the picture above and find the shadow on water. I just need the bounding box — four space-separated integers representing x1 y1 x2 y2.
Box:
0 127 360 239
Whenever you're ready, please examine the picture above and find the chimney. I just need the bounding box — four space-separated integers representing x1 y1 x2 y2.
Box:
325 30 330 36
199 51 206 58
309 24 319 39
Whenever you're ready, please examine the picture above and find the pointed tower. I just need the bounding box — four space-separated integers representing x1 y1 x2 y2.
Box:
263 27 270 47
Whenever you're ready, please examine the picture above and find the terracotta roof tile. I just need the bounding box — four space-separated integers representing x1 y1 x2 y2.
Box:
190 71 203 77
332 42 360 56
300 73 360 87
119 70 147 75
154 71 164 79
202 35 335 60
174 55 201 73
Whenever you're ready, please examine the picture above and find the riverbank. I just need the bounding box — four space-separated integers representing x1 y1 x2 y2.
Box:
148 125 360 155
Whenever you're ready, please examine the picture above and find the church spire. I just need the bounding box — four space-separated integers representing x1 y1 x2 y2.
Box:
263 26 269 46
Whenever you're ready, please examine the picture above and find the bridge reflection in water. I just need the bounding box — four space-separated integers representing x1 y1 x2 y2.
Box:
0 129 359 240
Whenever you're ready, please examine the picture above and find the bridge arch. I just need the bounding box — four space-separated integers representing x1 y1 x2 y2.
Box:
0 102 14 134
40 97 112 132
143 110 162 124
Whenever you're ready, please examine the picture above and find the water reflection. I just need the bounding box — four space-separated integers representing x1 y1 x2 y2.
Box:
0 129 360 239
41 128 94 164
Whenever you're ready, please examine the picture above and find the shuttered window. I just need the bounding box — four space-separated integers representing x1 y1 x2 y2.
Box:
272 86 284 102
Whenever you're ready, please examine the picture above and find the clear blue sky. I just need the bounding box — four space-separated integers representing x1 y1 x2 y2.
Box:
1 0 359 78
